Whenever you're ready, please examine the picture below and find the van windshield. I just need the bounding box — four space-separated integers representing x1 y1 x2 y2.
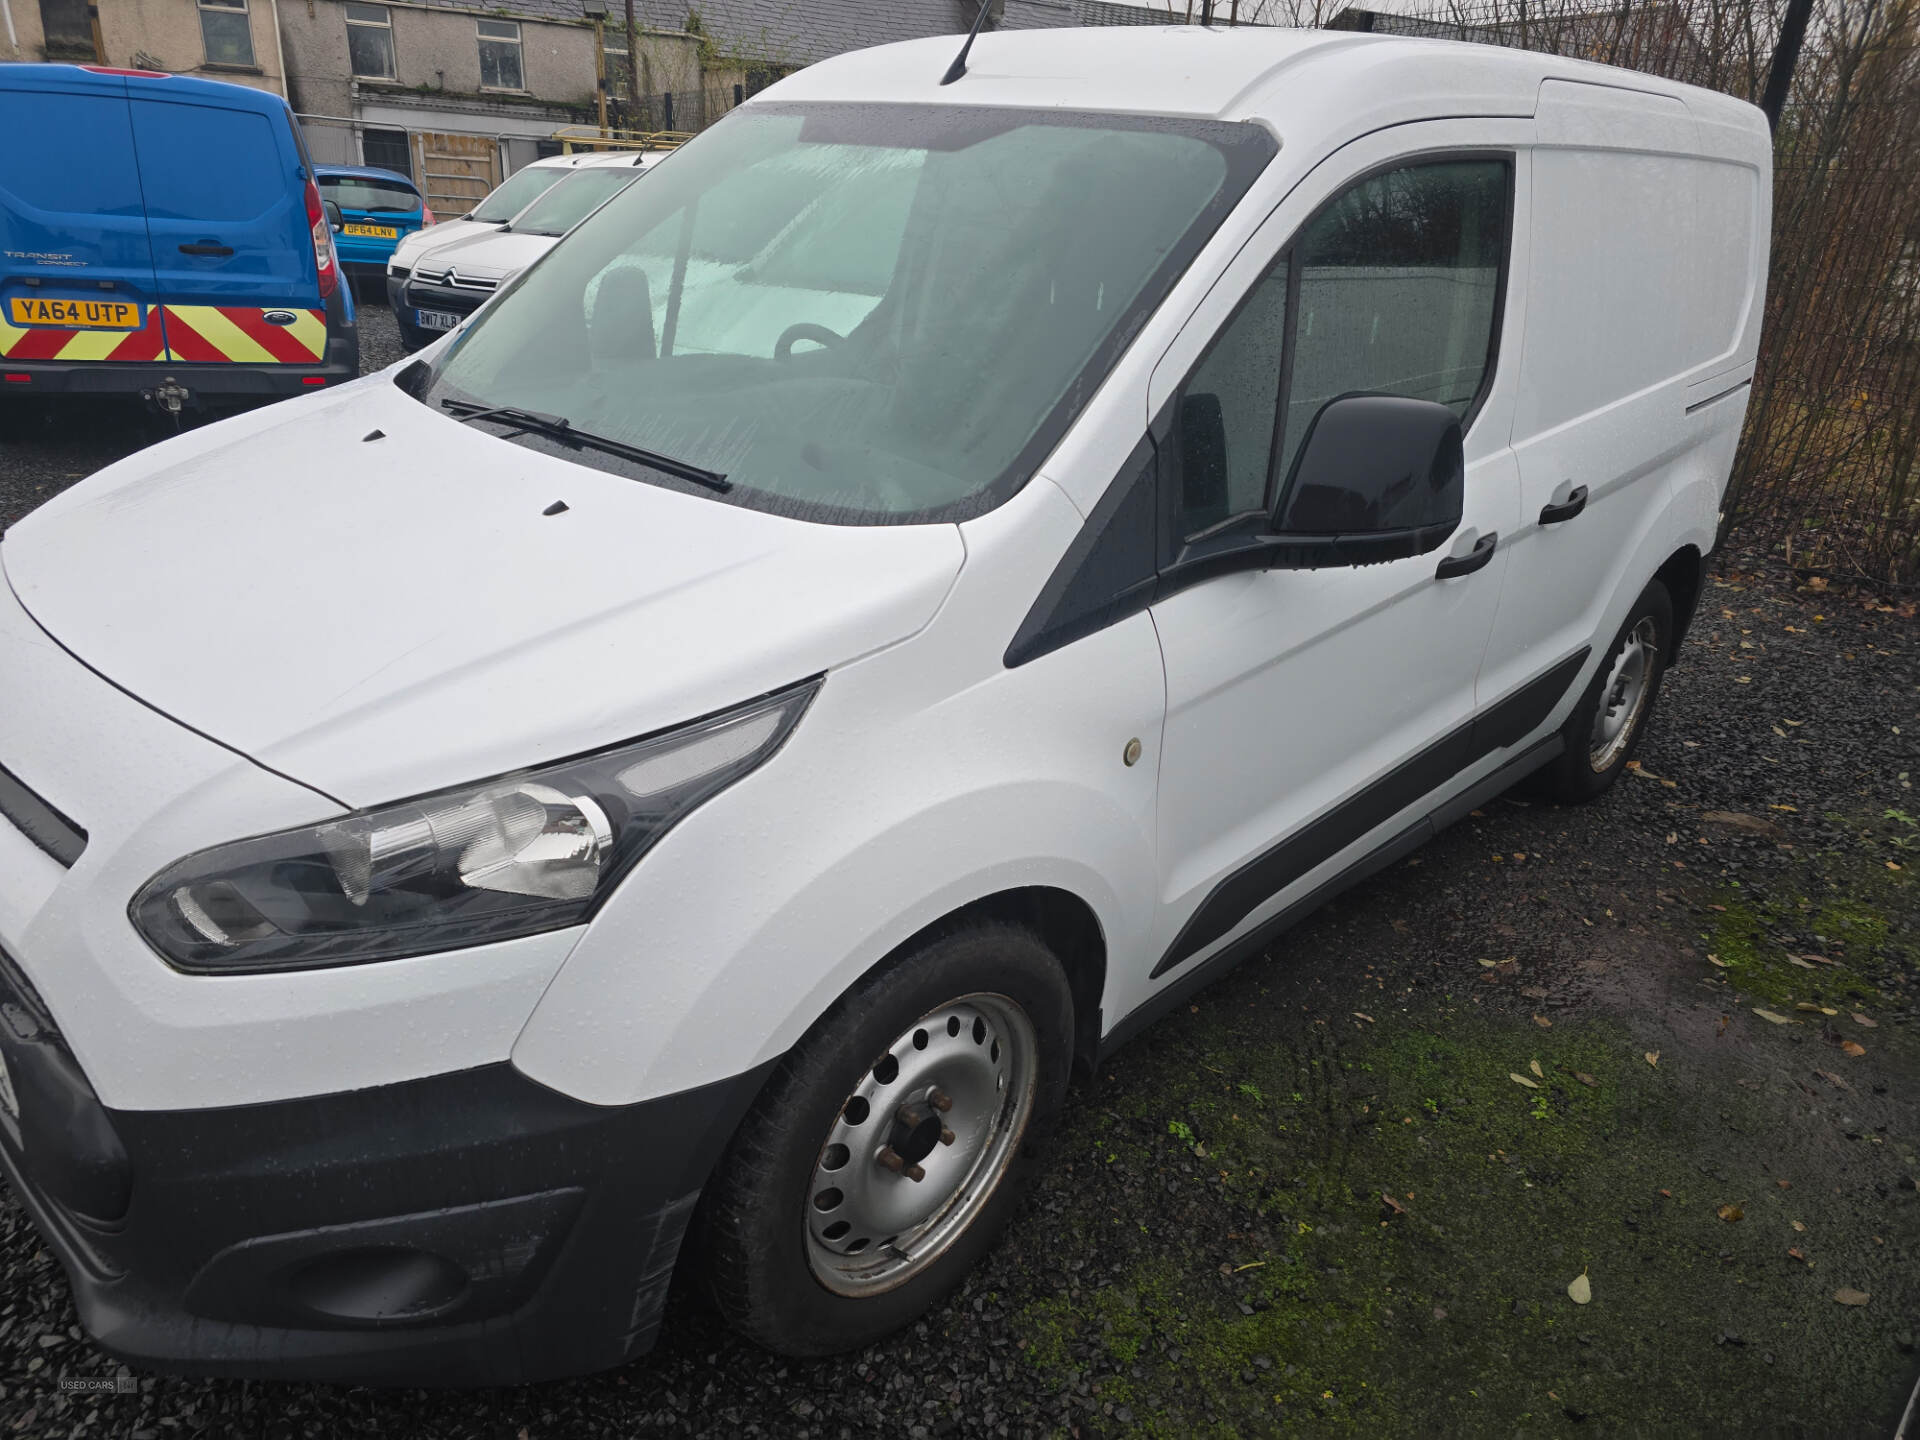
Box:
508 167 643 237
469 165 566 224
424 104 1273 524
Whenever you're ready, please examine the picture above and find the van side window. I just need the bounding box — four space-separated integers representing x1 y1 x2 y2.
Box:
1278 160 1508 486
1173 259 1289 536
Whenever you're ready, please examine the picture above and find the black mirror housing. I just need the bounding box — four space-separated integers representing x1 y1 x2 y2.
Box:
322 198 344 231
1267 394 1463 568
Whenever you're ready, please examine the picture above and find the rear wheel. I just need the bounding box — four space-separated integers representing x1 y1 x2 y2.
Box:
1534 577 1673 803
700 921 1072 1356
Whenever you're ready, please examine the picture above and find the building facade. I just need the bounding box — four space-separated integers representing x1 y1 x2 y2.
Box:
3 0 1199 217
277 0 701 209
4 0 289 93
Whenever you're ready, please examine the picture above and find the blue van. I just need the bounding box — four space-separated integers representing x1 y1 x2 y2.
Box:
0 64 356 410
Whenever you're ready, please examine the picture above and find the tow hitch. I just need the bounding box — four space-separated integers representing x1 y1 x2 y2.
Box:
143 377 192 418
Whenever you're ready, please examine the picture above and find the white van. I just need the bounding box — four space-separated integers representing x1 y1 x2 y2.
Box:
385 150 661 350
0 28 1767 1385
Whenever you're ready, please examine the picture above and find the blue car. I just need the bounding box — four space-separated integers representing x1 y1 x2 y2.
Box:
0 63 357 410
315 164 430 284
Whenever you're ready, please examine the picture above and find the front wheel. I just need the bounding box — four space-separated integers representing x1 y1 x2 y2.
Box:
1534 577 1673 803
699 921 1073 1356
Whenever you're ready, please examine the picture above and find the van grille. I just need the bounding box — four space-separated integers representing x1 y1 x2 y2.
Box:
0 762 86 868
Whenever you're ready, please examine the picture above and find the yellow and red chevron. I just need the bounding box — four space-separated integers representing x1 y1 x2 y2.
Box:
159 305 327 364
0 309 166 362
0 305 325 364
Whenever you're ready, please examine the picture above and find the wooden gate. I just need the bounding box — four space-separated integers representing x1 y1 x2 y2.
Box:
409 132 500 219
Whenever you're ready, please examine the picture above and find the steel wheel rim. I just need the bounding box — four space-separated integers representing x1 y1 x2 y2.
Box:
1589 616 1659 771
804 992 1038 1297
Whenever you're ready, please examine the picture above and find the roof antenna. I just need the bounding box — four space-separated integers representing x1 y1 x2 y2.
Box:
940 0 993 85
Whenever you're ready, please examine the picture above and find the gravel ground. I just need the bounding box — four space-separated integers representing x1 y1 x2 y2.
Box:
0 314 1916 1435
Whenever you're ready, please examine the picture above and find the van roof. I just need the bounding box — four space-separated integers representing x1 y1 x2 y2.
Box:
760 27 1765 137
0 61 294 117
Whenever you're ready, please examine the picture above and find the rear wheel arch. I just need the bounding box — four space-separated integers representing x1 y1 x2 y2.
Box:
1655 544 1704 660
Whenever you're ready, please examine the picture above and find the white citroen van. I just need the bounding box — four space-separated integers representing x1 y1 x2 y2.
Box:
0 28 1767 1384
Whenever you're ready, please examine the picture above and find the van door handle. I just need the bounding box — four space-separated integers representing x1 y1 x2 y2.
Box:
1538 485 1589 525
178 243 234 257
1435 531 1498 580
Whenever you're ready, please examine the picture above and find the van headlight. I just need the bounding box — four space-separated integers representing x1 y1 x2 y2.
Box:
131 682 818 974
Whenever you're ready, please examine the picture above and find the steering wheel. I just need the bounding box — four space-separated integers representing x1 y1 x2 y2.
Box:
774 322 844 360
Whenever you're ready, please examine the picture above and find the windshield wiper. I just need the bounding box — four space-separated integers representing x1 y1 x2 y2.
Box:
440 398 731 492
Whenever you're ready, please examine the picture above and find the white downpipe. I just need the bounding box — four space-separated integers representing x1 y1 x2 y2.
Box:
1 0 19 56
269 0 289 100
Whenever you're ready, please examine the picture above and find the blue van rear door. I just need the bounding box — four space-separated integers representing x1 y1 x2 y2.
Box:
0 69 168 365
127 85 328 365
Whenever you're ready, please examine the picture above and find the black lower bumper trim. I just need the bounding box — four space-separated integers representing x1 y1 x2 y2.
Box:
0 344 358 401
0 947 773 1385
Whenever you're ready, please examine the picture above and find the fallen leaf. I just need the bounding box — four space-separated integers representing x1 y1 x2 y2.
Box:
1852 1014 1877 1028
1841 1040 1866 1058
1381 1192 1407 1215
1833 1288 1870 1307
1509 1072 1541 1089
1521 985 1549 999
1777 1179 1792 1189
1792 1220 1806 1232
1530 1059 1545 1078
1717 1014 1731 1035
1788 1247 1806 1261
1478 957 1498 967
1708 954 1730 968
1796 1002 1825 1012
1800 954 1838 966
1353 1012 1375 1024
1754 1008 1792 1025
1814 1069 1851 1090
1574 1071 1597 1087
1659 1188 1672 1198
1568 1271 1591 1305
1645 1051 1660 1067
1703 811 1786 837
1533 1014 1552 1028
1771 802 1799 810
1718 1203 1745 1222
1789 957 1820 969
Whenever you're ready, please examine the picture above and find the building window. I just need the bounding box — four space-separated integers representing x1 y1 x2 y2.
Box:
362 127 411 179
345 3 395 79
198 0 255 67
602 27 630 98
477 18 523 90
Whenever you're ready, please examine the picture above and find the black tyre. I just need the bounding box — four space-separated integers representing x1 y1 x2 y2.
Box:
699 920 1073 1356
1534 577 1673 803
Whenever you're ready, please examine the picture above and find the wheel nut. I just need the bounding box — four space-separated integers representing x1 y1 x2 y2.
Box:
928 1087 953 1113
939 1126 955 1146
877 1146 925 1182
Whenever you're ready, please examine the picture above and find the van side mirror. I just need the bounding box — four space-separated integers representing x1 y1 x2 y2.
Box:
1266 394 1463 568
322 198 344 231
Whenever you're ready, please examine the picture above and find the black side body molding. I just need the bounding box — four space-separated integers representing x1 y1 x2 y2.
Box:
1150 647 1590 979
1104 731 1564 1058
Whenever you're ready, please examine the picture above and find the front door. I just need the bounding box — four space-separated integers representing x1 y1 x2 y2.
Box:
1145 128 1527 990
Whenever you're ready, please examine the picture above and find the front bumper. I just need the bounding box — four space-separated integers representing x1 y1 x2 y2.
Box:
0 945 769 1385
386 275 491 352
